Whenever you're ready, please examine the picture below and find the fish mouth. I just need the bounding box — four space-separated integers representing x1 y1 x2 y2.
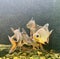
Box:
33 38 44 44
44 39 49 45
44 42 48 45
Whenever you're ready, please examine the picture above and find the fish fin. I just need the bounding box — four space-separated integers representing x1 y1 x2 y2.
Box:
8 35 17 53
49 29 53 35
22 28 26 34
9 44 17 54
10 27 15 33
8 35 16 45
8 35 11 40
36 24 42 30
43 23 49 31
44 23 49 27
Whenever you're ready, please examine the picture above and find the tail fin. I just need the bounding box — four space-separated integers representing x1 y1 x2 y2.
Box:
9 44 17 54
8 35 17 54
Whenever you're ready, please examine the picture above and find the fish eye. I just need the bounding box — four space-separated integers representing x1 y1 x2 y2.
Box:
36 35 39 37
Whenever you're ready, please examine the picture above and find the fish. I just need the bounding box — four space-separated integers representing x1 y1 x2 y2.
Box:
33 23 53 52
26 17 42 39
33 23 53 44
26 18 44 49
8 27 23 53
8 20 53 53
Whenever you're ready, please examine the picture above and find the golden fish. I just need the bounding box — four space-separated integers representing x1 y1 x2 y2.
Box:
33 23 53 44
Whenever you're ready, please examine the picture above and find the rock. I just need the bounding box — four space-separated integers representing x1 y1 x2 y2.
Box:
40 56 46 59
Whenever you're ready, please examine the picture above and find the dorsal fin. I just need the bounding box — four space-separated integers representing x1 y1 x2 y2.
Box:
43 23 49 31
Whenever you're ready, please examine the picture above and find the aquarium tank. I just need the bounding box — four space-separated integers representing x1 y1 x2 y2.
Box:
0 0 60 59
